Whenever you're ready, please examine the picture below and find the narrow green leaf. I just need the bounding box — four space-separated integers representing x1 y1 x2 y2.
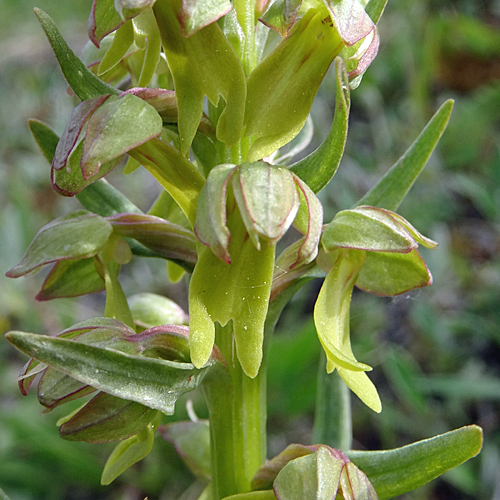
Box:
98 19 135 74
28 119 59 164
6 211 112 278
365 0 389 24
5 331 213 414
0 486 12 500
290 58 350 193
34 8 118 100
59 392 158 442
356 100 454 211
347 425 483 499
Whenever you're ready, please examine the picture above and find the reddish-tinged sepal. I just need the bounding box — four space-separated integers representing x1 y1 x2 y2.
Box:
179 0 232 37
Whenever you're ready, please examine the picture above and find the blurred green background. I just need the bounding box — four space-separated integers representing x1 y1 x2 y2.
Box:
1 0 499 499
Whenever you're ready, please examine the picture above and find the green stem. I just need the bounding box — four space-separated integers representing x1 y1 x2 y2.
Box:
203 322 267 499
312 351 352 450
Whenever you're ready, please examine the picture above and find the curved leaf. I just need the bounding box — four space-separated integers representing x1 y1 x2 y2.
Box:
35 8 118 101
6 211 112 278
5 330 213 414
289 58 350 193
347 425 483 499
356 100 454 211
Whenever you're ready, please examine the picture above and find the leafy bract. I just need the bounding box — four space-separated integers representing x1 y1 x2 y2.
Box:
128 293 188 330
35 9 118 101
6 211 112 278
5 329 213 414
347 425 483 499
290 58 350 193
356 100 454 211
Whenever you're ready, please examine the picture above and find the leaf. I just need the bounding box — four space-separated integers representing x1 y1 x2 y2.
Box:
365 0 389 24
101 419 156 485
108 213 197 265
356 249 432 296
154 0 246 154
356 100 454 211
59 392 158 442
28 119 60 164
273 447 343 500
347 425 483 499
5 330 213 414
81 94 163 179
290 58 349 193
6 211 112 278
159 420 211 481
98 19 135 74
35 9 118 101
36 257 105 301
259 0 302 36
221 492 277 500
179 0 232 37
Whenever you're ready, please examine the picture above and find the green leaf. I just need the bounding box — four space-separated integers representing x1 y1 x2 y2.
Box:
28 119 60 164
179 0 232 37
356 100 454 211
101 418 157 485
356 249 432 296
108 213 197 266
365 0 389 24
347 425 483 499
159 420 211 481
154 0 246 154
5 330 213 414
290 58 349 193
59 392 158 442
35 9 118 101
259 0 302 36
6 211 112 278
129 138 206 227
88 0 127 47
245 8 342 161
273 447 343 500
36 258 105 301
128 292 188 329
